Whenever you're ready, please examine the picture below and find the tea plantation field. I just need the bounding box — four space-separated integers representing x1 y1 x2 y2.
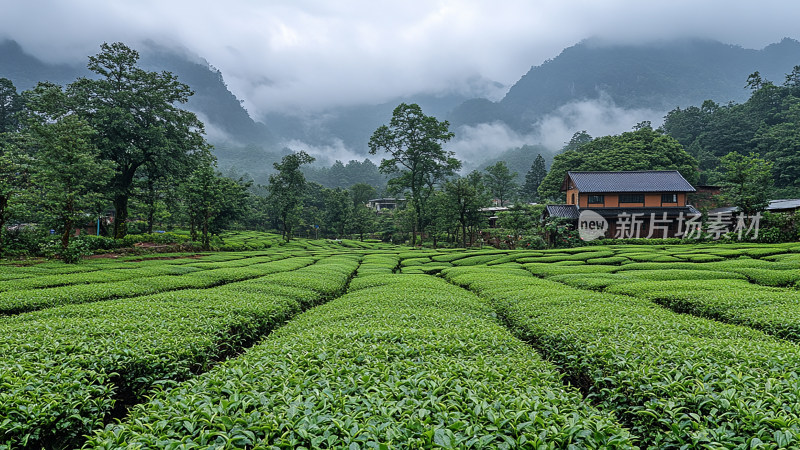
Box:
2 241 800 448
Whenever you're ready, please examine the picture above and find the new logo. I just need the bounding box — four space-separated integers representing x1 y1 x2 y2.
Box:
578 210 608 241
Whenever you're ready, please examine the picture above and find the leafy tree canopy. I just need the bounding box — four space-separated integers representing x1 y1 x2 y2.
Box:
268 151 315 241
0 78 23 133
662 65 800 195
368 103 460 245
538 127 698 200
69 42 210 238
719 152 773 215
519 153 547 202
484 161 517 206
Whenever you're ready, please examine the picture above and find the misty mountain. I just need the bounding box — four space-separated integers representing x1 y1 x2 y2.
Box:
261 87 501 156
4 36 800 184
451 37 800 132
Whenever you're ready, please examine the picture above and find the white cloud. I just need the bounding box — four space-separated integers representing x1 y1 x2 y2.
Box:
449 122 533 166
450 93 666 169
1 0 797 118
280 138 364 166
532 93 665 150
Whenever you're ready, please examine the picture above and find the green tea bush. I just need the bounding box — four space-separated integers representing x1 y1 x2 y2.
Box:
0 256 315 314
737 268 800 287
356 253 400 276
605 278 800 340
547 273 634 290
399 257 430 266
87 275 633 448
450 254 508 266
622 269 747 281
523 262 616 277
586 256 629 265
443 266 800 448
0 255 359 449
430 252 473 262
484 251 544 265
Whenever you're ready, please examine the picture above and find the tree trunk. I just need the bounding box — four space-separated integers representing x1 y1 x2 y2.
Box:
145 178 155 234
412 197 422 247
202 210 210 250
146 207 154 234
190 214 197 242
113 194 128 239
0 195 7 255
282 212 291 242
62 198 75 250
61 220 73 251
112 167 139 239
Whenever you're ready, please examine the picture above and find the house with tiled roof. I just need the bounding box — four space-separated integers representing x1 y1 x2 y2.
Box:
545 170 701 239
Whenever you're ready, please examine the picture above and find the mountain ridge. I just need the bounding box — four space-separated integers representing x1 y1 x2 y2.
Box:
451 37 800 132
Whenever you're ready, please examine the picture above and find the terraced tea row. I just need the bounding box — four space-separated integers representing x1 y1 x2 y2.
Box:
0 252 297 292
87 274 633 448
0 253 325 315
604 278 800 341
517 254 800 343
442 266 800 448
0 255 359 449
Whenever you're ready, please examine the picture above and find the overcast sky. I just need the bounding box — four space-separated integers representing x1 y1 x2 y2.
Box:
2 0 798 119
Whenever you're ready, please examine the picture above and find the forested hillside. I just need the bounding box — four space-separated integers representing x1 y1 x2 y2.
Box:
662 67 800 197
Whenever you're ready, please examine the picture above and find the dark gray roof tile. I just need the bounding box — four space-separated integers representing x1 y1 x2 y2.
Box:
545 205 580 219
565 171 696 193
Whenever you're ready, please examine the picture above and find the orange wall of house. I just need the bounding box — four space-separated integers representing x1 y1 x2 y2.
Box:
566 188 579 205
580 192 687 208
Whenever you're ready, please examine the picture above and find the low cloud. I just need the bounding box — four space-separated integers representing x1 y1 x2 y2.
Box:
532 93 665 150
280 138 366 166
449 122 533 167
449 93 666 169
192 111 239 146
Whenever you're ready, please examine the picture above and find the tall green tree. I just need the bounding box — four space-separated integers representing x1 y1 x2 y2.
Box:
268 151 315 241
299 182 325 239
0 134 31 254
0 79 28 254
718 152 773 215
69 42 209 239
350 204 377 242
0 78 23 134
136 156 196 234
349 182 377 207
24 82 113 253
785 66 800 87
183 159 251 249
323 187 353 238
753 95 800 196
368 103 459 246
425 190 455 248
519 154 547 202
444 174 486 247
563 130 593 152
484 161 518 206
662 66 800 187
